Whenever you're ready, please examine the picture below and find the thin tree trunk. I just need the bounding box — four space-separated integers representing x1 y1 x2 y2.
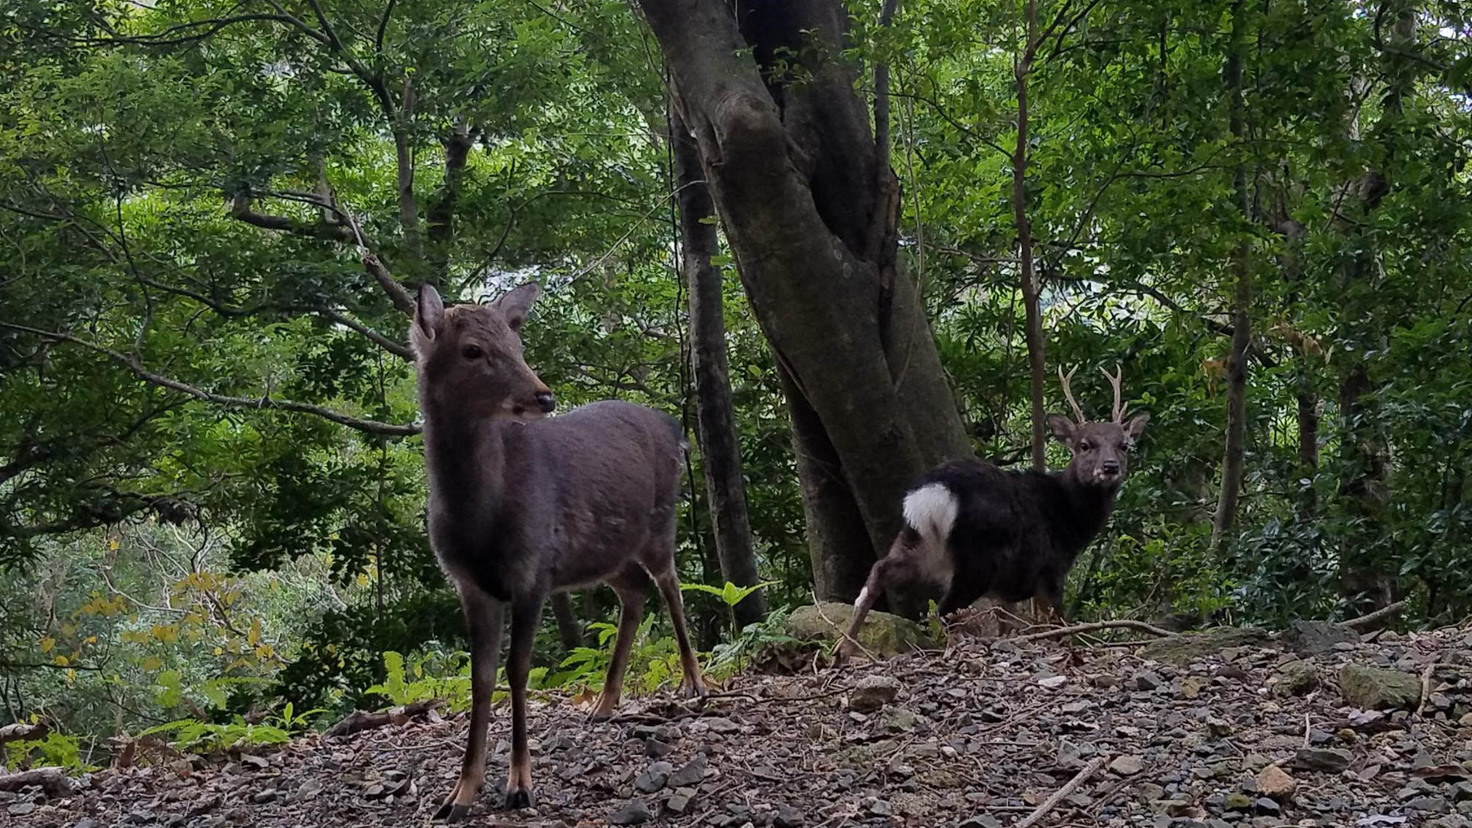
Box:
1294 366 1319 522
638 0 971 602
671 107 765 629
1014 0 1046 472
1337 2 1414 613
1210 0 1251 554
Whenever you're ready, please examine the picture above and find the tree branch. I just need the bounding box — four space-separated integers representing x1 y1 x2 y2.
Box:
0 323 419 437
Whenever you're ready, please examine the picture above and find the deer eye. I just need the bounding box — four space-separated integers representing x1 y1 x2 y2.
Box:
1078 440 1093 451
461 344 484 360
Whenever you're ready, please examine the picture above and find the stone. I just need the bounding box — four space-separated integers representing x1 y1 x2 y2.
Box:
786 603 941 657
1038 675 1068 689
1273 660 1320 696
645 738 675 758
1110 755 1145 776
1293 747 1352 774
1285 620 1359 655
1133 671 1164 691
634 761 673 793
1341 663 1423 710
1256 765 1297 800
957 818 1003 828
1409 797 1452 815
1142 627 1271 665
880 707 924 733
774 804 805 828
609 800 653 825
8 803 37 817
665 794 693 816
667 754 706 788
251 789 278 804
1253 797 1281 815
849 675 902 713
1224 793 1253 811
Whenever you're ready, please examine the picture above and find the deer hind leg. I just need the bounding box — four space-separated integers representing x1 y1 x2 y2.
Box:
437 586 504 823
589 567 649 722
502 594 545 810
652 564 708 699
836 534 921 665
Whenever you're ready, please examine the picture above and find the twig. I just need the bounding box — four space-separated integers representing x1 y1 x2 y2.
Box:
1415 662 1436 718
813 592 878 663
1341 600 1407 630
1013 754 1108 827
1012 619 1178 644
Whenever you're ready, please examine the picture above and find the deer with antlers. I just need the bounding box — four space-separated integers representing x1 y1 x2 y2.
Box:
835 365 1149 663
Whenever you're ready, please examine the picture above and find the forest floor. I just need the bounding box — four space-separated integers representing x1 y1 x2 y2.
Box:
8 617 1472 828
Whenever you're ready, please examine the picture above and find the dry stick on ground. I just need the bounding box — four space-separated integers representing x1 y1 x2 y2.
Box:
1013 754 1110 828
1416 662 1437 718
815 594 879 663
0 722 48 744
0 767 76 796
1012 619 1179 644
324 699 442 738
1341 599 1408 630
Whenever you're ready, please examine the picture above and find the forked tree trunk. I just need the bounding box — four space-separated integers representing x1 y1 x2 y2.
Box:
671 108 766 629
1210 0 1252 554
635 0 971 604
1014 0 1046 472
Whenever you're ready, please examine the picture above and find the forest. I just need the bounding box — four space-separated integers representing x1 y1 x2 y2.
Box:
2 0 1471 779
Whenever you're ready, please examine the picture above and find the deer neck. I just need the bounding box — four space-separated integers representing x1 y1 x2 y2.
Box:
1053 466 1119 550
420 404 512 511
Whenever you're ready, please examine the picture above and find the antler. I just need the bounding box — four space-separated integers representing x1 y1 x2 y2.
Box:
1100 364 1127 423
1056 365 1086 424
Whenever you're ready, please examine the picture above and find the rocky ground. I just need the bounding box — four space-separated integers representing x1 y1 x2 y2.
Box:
7 608 1472 828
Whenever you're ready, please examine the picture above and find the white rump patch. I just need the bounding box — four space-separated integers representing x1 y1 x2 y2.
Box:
903 482 958 546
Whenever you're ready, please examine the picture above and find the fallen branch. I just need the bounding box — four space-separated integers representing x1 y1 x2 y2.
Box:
1415 662 1437 718
325 699 442 738
0 722 48 744
1012 619 1178 644
0 767 76 796
1014 754 1108 827
1341 599 1407 631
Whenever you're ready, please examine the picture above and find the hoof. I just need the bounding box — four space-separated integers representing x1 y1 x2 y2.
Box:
503 788 536 810
434 802 470 823
680 682 709 700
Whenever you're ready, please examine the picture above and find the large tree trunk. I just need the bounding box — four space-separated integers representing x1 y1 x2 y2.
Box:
1210 0 1252 554
671 108 766 629
636 0 971 603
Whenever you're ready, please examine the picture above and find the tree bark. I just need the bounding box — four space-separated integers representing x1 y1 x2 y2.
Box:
1210 0 1252 554
635 0 970 602
1014 0 1046 472
1336 3 1414 613
671 107 766 629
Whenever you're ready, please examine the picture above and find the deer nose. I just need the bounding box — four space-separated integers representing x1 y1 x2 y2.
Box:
1101 460 1121 475
535 391 556 414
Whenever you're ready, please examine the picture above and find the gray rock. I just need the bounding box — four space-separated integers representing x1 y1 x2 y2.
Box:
1292 747 1352 773
251 789 279 804
1273 660 1320 696
880 707 924 733
609 800 653 825
644 738 675 758
1132 671 1164 691
8 803 37 817
1110 755 1145 776
849 675 902 713
1341 663 1423 710
774 804 805 828
1285 620 1359 655
1410 797 1452 815
786 602 941 657
668 754 706 788
634 761 673 793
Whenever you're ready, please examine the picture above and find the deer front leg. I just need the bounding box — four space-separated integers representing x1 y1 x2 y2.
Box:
437 587 504 823
653 566 708 700
503 595 544 810
589 570 648 722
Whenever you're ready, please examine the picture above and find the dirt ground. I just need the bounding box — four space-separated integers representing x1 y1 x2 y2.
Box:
8 620 1472 828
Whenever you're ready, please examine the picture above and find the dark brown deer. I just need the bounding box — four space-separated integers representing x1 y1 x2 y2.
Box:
835 366 1148 663
411 282 707 820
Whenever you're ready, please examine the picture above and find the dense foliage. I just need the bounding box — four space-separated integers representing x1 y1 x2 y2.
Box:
2 0 1468 764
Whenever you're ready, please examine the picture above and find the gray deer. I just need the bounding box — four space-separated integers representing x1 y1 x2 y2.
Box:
411 282 707 820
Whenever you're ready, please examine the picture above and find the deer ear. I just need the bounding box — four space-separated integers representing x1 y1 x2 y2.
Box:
413 283 445 355
1124 412 1150 440
495 282 541 331
1046 415 1076 443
